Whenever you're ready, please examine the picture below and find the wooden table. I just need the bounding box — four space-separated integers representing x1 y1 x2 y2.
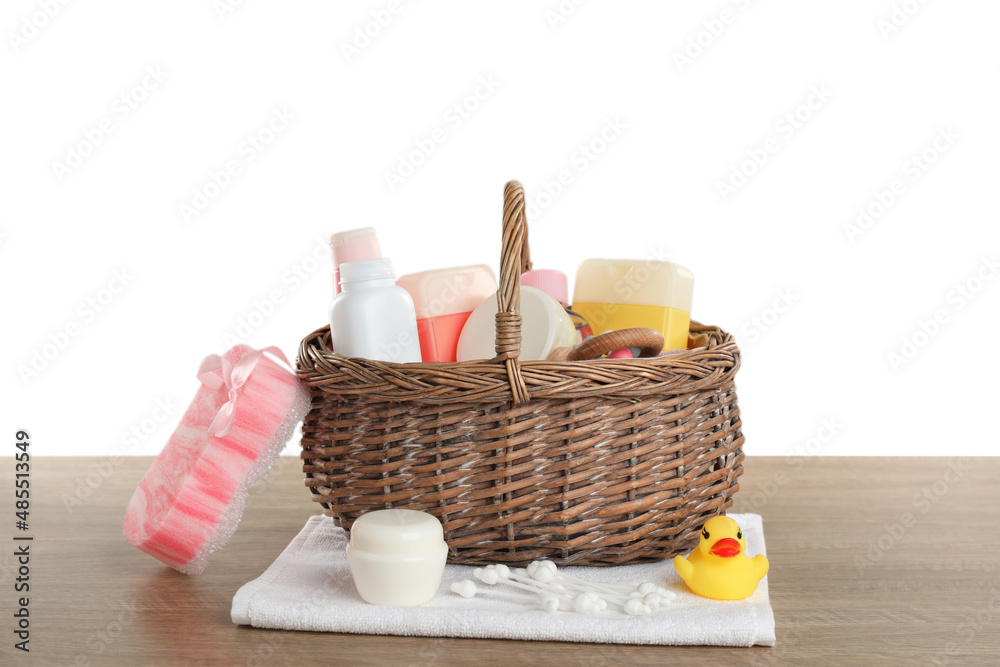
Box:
4 457 998 665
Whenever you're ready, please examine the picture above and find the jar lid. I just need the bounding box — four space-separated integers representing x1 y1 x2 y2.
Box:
350 509 445 556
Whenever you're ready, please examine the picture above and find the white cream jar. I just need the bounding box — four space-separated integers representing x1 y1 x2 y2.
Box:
346 509 449 606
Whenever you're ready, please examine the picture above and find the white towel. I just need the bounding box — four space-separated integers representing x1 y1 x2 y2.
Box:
232 513 775 647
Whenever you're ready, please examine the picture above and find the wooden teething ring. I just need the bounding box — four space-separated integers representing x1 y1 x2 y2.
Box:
564 327 665 361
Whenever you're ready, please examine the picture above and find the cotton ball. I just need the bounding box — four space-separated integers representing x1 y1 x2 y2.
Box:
644 593 662 609
451 580 477 599
526 562 540 577
475 567 499 585
637 582 658 595
624 599 651 616
539 560 558 574
532 567 556 584
540 595 562 613
659 588 677 600
573 592 603 615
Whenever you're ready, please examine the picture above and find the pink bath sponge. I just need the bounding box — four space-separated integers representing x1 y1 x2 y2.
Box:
124 344 309 574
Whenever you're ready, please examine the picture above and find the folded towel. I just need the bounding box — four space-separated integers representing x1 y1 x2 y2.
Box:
232 513 775 647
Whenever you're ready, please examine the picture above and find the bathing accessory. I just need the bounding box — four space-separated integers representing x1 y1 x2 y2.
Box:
520 269 568 307
346 509 449 606
330 258 422 363
521 269 593 340
451 561 676 616
397 265 497 362
572 258 694 352
297 180 744 566
546 328 664 362
674 516 769 601
231 513 776 646
124 344 309 574
329 227 381 297
456 286 577 362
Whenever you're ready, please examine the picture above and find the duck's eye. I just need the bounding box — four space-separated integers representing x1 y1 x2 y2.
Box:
737 530 743 540
701 529 710 539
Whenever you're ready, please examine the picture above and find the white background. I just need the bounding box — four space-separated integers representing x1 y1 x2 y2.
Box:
2 1 998 458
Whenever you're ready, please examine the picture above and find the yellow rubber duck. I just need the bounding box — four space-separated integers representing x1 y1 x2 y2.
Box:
673 516 769 600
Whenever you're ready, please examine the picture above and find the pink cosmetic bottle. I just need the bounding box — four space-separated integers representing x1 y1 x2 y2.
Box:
397 265 497 363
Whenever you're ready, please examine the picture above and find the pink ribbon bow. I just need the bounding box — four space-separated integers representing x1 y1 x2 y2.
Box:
197 345 292 438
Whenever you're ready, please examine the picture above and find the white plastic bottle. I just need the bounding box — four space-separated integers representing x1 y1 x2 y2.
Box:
330 258 423 363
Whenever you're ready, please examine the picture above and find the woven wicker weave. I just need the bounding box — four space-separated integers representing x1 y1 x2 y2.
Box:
296 180 745 566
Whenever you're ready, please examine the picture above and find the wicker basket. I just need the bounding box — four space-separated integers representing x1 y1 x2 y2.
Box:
296 180 745 566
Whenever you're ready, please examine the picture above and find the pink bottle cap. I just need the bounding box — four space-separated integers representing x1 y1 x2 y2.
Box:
520 269 569 308
398 265 497 320
330 228 381 295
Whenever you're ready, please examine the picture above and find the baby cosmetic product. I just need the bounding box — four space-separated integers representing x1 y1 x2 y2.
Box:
346 509 449 606
329 258 422 363
397 265 497 362
572 259 694 352
452 560 676 615
329 228 381 296
456 286 577 362
521 269 593 340
520 269 569 307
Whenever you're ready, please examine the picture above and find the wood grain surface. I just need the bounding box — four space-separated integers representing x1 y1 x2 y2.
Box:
2 456 998 665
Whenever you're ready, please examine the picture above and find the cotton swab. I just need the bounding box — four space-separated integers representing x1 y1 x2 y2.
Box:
457 561 675 616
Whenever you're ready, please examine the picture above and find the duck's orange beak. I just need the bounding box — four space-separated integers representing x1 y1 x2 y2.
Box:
709 537 742 558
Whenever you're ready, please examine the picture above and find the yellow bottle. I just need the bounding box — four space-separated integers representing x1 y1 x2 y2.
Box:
571 258 693 352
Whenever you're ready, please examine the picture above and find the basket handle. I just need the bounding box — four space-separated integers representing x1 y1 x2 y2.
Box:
494 180 533 404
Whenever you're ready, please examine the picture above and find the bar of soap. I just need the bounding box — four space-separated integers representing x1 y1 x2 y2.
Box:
346 509 448 606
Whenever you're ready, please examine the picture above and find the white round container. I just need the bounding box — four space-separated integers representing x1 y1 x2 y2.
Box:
456 286 578 362
346 509 448 606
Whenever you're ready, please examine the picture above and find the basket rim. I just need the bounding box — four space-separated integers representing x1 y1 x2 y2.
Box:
296 319 741 404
